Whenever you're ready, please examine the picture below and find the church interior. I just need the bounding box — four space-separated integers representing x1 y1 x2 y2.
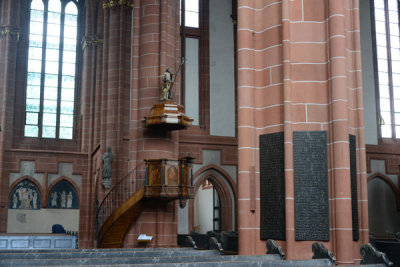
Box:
0 0 400 265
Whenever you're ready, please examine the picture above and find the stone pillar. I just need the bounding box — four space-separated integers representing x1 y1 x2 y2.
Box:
0 0 24 233
125 0 181 247
237 0 367 263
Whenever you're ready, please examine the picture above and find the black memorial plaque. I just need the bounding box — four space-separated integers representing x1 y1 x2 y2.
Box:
350 134 359 241
294 131 329 241
259 132 286 240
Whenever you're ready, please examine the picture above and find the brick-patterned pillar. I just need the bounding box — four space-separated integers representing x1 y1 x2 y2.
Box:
125 0 181 247
237 0 367 263
0 0 23 233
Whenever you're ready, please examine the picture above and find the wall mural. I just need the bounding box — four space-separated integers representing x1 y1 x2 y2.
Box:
48 180 78 209
9 179 41 210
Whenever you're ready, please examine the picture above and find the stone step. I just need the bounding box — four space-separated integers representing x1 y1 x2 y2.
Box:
0 248 221 260
0 255 329 267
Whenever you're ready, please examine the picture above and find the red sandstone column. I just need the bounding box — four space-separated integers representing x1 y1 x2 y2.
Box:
125 0 181 247
237 0 367 261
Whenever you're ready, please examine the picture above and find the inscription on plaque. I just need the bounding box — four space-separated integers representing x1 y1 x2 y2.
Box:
350 134 359 241
259 132 285 240
294 131 329 241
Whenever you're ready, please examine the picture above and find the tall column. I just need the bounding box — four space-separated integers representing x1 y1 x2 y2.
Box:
126 0 181 247
0 0 23 233
237 0 367 262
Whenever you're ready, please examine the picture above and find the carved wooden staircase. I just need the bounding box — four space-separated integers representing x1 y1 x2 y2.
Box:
96 158 194 248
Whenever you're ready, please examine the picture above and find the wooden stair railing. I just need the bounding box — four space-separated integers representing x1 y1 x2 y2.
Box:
96 162 145 248
96 158 194 248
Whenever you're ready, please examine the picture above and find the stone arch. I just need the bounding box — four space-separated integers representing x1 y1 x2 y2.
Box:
368 172 400 211
9 176 43 210
189 166 237 232
47 177 80 209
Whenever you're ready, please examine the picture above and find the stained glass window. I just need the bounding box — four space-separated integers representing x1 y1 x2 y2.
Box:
373 0 400 139
25 0 79 139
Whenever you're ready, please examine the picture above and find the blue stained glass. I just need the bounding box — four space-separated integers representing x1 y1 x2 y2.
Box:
45 61 59 75
26 112 39 125
26 85 41 99
59 127 73 139
61 101 74 114
46 36 60 49
48 0 61 12
28 47 42 60
60 114 73 127
65 2 78 15
64 26 77 39
65 14 77 26
25 125 39 137
62 63 75 76
47 23 60 37
42 126 56 138
43 113 57 126
61 89 74 101
46 49 59 60
30 21 43 35
63 38 77 51
62 75 75 88
28 60 42 73
30 10 44 23
31 0 44 11
43 100 58 113
44 86 58 100
63 51 76 63
26 98 40 112
47 11 61 24
44 73 58 87
29 34 43 48
27 72 41 86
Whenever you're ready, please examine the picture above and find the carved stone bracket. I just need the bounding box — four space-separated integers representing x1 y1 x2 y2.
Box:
0 26 20 41
312 242 336 264
266 239 285 259
209 236 224 255
360 243 394 266
81 36 104 51
103 0 133 9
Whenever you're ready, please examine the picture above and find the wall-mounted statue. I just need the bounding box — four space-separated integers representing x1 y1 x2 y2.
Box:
160 58 185 101
102 147 113 189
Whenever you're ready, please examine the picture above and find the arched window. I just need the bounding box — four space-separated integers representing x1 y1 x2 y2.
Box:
25 0 80 139
372 0 400 140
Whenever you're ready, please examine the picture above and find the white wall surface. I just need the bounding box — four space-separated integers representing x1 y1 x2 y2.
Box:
7 209 79 234
194 184 213 234
209 0 235 137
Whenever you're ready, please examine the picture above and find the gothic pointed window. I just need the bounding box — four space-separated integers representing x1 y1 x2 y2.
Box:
25 0 80 139
372 0 400 140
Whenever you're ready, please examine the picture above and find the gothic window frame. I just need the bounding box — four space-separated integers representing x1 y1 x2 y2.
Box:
180 0 210 129
17 0 83 145
371 0 400 142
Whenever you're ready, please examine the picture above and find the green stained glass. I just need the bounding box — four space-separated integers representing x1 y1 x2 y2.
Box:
29 34 43 48
30 21 43 35
43 113 57 126
61 89 74 101
42 126 56 138
44 74 58 87
28 47 42 60
27 73 41 86
61 101 74 114
43 100 58 113
64 38 77 51
26 112 39 125
30 9 44 23
30 0 44 11
28 60 42 73
65 2 78 15
59 127 73 139
44 86 58 100
27 85 41 99
46 36 60 49
24 125 39 137
47 11 60 24
62 75 75 88
26 98 40 112
65 14 77 26
60 114 73 127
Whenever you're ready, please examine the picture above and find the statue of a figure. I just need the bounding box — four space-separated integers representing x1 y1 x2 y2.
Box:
102 147 113 188
160 68 174 101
